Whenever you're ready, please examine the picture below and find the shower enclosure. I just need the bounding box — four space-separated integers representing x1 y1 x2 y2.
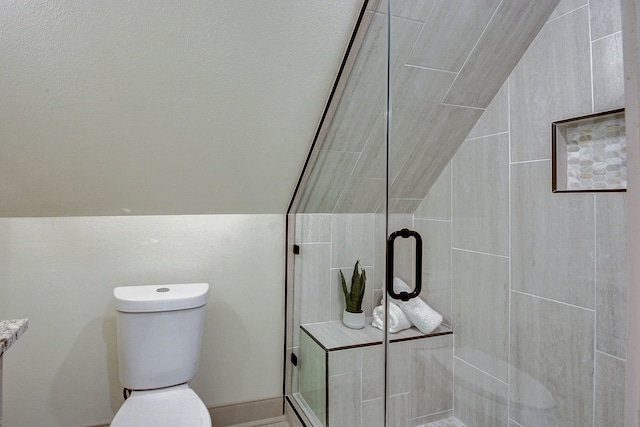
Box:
285 1 628 426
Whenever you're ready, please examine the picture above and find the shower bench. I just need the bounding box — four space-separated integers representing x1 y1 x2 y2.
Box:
297 320 453 426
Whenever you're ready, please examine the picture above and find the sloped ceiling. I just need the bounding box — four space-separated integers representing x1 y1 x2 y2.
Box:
0 1 362 216
296 0 561 214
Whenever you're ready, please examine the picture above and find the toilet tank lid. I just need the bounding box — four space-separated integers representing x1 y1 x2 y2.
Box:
114 283 209 313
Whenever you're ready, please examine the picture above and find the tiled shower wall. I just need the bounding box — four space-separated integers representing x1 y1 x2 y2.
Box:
417 0 626 425
291 1 626 426
293 213 415 332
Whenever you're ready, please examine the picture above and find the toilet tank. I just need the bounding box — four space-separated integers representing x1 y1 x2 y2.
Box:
113 283 209 390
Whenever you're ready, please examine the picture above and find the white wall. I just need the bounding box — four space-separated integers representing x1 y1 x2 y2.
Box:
0 1 362 216
0 214 284 427
0 1 366 426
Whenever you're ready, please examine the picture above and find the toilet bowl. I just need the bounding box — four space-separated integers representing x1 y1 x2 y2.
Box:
111 283 211 427
110 384 210 427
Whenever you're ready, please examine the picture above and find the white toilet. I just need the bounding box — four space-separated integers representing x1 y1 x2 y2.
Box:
111 282 212 427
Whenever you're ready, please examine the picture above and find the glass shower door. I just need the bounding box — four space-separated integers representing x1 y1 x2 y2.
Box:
286 0 390 425
383 2 457 425
286 1 457 425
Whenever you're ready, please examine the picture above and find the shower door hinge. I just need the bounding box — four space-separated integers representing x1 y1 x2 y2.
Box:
291 352 298 366
293 245 300 255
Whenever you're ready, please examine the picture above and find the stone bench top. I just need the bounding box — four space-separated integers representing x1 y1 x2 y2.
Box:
301 319 452 351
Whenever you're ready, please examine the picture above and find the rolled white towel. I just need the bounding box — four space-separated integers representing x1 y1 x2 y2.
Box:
371 301 412 333
391 276 443 334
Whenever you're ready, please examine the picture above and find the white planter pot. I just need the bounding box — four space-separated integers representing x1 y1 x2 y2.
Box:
342 309 365 329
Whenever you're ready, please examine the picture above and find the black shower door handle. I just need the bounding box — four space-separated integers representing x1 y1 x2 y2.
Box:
386 228 422 301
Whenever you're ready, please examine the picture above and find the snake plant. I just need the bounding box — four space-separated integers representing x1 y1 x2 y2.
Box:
340 260 366 313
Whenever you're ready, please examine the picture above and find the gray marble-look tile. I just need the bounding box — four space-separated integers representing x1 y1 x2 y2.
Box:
295 214 331 244
323 14 422 153
410 335 454 418
328 371 362 427
388 393 410 427
362 345 384 401
334 177 386 213
547 0 587 21
509 291 594 427
454 358 508 427
298 150 359 213
331 214 375 269
389 198 423 214
595 351 625 427
417 412 457 426
452 250 509 382
362 398 385 427
425 416 466 427
414 219 452 326
389 65 457 181
414 163 451 221
589 0 622 40
377 0 436 22
466 82 509 140
296 243 331 324
301 321 379 350
596 192 627 359
328 347 361 376
452 133 509 256
351 115 386 180
509 6 592 162
322 12 386 154
592 32 625 113
389 339 412 396
390 105 484 200
443 0 561 108
407 0 502 72
511 161 595 308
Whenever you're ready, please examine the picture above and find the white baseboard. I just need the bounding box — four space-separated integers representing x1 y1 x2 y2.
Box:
210 396 284 426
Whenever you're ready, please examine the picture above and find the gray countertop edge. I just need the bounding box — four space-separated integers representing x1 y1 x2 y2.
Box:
0 319 29 358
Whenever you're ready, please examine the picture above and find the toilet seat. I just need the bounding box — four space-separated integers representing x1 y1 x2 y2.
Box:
110 384 211 427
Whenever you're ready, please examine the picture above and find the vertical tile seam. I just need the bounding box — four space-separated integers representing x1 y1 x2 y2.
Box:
506 74 513 426
589 4 597 425
593 192 598 427
449 144 456 418
403 4 429 70
589 0 596 114
329 217 334 326
359 348 363 427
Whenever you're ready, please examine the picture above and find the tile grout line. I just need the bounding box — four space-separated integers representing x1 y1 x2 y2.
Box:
506 74 513 425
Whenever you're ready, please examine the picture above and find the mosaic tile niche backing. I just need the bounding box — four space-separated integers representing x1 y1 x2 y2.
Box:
556 110 626 191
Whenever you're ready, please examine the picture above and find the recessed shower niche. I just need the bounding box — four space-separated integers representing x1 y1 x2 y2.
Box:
552 109 627 192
